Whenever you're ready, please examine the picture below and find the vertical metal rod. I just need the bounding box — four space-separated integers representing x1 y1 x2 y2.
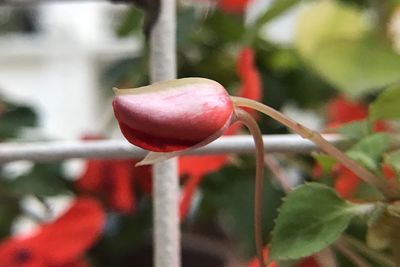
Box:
149 0 180 266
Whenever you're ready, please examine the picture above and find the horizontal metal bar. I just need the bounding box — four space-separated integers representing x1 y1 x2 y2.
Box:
0 134 346 163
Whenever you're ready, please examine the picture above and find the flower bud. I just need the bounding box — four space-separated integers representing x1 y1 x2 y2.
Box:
112 78 234 156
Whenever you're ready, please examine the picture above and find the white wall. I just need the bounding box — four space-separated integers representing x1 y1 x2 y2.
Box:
0 2 139 139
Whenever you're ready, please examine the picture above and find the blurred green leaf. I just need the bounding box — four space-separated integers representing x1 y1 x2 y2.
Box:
201 164 284 256
116 8 144 37
347 134 390 171
385 150 400 174
338 120 370 140
296 1 365 58
0 202 20 239
177 8 198 47
312 153 336 176
270 183 357 260
370 85 400 121
10 163 69 196
296 1 400 96
204 10 245 43
309 37 400 96
254 0 300 28
0 104 37 139
103 57 147 91
348 150 378 171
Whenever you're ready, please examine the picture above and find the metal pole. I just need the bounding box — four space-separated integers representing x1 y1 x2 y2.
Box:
149 0 180 265
0 134 346 163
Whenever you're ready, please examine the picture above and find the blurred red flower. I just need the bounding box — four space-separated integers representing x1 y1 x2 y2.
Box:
0 197 104 267
295 256 320 267
334 163 397 198
316 95 394 197
218 0 250 13
179 47 262 219
247 247 320 267
76 136 152 213
325 95 368 129
247 247 277 267
326 95 389 132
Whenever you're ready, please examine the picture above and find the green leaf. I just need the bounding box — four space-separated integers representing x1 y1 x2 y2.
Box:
308 37 400 96
296 1 365 58
347 134 390 170
204 10 245 43
0 104 37 139
312 153 336 176
270 183 357 260
370 85 400 121
338 120 369 140
347 150 377 171
116 8 144 37
10 163 69 196
385 150 400 174
254 0 300 27
295 2 400 96
215 169 284 256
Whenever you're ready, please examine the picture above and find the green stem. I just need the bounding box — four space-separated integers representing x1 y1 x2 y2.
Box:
235 108 266 267
231 96 400 200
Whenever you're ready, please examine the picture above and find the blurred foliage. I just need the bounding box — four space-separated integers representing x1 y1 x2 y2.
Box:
0 100 36 139
0 7 37 33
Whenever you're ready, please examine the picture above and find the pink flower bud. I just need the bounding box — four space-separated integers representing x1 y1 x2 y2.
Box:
112 78 234 161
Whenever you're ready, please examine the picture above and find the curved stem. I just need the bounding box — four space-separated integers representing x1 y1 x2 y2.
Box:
231 96 400 200
235 108 266 267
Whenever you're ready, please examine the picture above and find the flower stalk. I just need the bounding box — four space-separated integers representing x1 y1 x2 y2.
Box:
231 96 400 200
235 108 266 267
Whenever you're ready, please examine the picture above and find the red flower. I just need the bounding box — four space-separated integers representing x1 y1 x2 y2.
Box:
76 135 152 213
218 0 251 13
332 164 396 198
0 197 104 267
76 150 152 213
326 96 368 129
295 256 320 267
318 96 393 197
236 47 262 117
247 247 320 267
334 165 361 198
179 48 262 219
383 163 396 181
247 247 277 267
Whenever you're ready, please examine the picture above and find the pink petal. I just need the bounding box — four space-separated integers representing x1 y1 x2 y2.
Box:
112 78 233 152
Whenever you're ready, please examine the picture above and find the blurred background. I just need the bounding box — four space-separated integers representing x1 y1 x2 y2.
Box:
0 0 399 266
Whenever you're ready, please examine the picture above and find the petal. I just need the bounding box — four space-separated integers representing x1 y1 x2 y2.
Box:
75 160 105 193
382 163 396 181
326 96 368 127
0 237 44 267
59 259 92 267
134 165 153 194
112 78 233 152
247 247 277 267
236 48 262 117
334 165 361 198
179 155 228 219
108 160 135 213
296 256 320 267
35 197 105 265
218 0 250 13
